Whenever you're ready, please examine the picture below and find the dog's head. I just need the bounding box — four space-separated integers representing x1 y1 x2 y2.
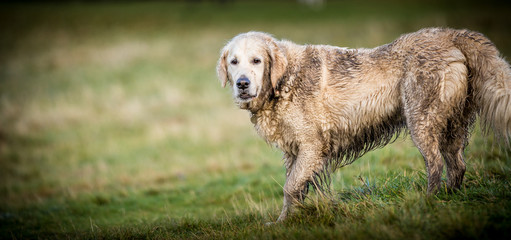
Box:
217 32 287 110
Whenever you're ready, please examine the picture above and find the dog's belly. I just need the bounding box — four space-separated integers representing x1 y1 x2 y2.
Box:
319 77 405 164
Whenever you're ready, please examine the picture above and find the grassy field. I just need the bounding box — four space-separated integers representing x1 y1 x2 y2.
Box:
1 1 511 239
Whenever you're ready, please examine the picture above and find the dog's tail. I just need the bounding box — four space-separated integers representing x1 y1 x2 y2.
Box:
453 29 511 143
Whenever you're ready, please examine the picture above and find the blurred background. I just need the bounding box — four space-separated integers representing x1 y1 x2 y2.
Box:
1 0 510 237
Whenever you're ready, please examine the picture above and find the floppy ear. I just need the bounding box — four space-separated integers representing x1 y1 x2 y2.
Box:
216 47 229 88
267 40 288 90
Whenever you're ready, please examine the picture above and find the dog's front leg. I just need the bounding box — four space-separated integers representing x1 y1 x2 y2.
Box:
276 145 324 223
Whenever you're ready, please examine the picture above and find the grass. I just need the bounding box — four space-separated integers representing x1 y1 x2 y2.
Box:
0 0 510 239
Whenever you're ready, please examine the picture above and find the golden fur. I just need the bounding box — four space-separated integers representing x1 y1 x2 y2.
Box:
217 28 511 223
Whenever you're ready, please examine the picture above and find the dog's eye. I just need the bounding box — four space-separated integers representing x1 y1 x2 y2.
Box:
230 59 238 65
253 58 261 64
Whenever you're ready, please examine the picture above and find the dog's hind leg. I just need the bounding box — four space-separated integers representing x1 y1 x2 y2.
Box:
440 131 467 192
403 59 469 194
402 75 446 193
407 120 445 194
440 108 476 191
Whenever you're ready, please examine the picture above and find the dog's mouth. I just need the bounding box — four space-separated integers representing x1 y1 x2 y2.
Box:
238 91 257 101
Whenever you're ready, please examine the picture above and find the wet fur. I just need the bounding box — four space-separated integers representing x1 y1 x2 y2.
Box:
217 28 511 222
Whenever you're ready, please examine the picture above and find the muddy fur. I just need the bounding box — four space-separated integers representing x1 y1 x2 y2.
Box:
217 28 511 222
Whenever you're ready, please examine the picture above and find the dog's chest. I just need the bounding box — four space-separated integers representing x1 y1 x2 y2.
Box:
251 110 280 143
251 107 301 157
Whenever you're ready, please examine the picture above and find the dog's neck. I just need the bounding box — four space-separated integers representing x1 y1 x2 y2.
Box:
242 91 280 114
248 101 280 144
242 77 285 114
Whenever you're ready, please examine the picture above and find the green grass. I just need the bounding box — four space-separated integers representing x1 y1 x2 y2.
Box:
1 1 511 239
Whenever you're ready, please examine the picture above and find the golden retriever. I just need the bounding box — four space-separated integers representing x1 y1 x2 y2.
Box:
217 28 511 223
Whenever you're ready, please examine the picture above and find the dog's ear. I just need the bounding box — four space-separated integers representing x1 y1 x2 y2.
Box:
217 47 229 88
267 40 288 90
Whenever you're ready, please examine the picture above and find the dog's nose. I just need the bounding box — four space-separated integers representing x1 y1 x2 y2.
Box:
236 77 250 89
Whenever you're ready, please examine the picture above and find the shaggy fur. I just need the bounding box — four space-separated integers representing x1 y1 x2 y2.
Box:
217 28 511 223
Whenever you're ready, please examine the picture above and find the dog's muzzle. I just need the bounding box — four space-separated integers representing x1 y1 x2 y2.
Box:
236 76 255 100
